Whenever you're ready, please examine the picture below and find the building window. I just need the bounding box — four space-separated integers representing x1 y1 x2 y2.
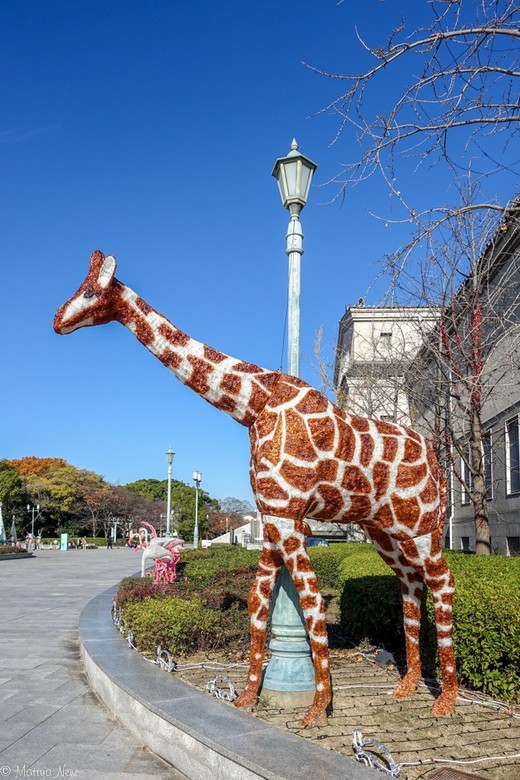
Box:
507 536 520 556
379 331 392 350
460 536 470 552
505 416 520 495
483 431 493 501
461 453 471 506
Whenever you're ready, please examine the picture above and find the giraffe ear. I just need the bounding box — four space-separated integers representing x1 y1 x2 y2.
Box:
88 250 117 289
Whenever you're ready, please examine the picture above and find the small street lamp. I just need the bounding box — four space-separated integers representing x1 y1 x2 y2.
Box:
192 470 202 550
272 139 317 378
165 447 175 537
27 503 40 549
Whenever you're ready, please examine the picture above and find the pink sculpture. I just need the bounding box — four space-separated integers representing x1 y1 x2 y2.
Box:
54 251 457 727
132 521 183 581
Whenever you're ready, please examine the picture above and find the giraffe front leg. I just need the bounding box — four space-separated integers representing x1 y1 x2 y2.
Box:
393 579 423 701
235 545 282 710
281 534 331 727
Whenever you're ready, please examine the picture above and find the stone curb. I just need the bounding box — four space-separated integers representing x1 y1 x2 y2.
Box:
79 584 378 780
0 552 35 560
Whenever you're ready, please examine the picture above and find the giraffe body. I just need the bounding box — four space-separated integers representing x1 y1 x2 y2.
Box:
54 251 458 726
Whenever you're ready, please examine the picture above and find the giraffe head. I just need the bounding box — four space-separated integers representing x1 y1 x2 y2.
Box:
54 250 118 334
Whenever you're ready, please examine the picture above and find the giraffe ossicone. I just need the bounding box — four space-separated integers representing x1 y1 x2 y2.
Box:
54 250 458 726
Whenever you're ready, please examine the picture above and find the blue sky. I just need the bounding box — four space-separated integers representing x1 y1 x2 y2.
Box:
1 1 515 504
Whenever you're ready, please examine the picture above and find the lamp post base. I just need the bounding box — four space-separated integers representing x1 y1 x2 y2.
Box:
261 566 315 702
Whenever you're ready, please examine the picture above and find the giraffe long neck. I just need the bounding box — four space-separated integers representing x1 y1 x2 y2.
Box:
113 281 279 426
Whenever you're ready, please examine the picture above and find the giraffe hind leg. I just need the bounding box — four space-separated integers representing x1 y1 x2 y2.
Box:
234 543 282 710
367 528 424 700
399 530 458 715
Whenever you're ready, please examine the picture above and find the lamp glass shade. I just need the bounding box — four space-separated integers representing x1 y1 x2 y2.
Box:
166 448 175 465
272 141 317 211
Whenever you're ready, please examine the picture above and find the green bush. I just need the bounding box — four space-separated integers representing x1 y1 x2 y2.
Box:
309 542 373 589
338 547 520 703
122 596 220 656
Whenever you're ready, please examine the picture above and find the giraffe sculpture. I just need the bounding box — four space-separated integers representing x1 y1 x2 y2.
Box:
54 250 458 727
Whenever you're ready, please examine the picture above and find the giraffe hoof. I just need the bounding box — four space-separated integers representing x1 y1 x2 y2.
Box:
235 690 258 710
392 674 420 700
431 691 457 716
301 706 328 728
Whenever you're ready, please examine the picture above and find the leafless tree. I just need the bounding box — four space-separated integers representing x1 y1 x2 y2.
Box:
310 1 520 554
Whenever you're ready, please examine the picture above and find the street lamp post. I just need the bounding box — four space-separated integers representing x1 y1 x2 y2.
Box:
263 140 317 706
27 503 40 550
272 139 317 377
192 470 202 550
0 501 6 544
165 448 175 538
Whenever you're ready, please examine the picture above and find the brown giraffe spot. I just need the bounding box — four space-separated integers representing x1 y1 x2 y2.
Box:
375 420 400 436
203 345 226 363
382 436 398 462
255 417 283 465
306 498 319 515
360 433 375 466
255 410 278 439
285 558 295 574
136 297 152 315
317 484 344 516
313 618 328 637
231 361 262 373
270 381 301 407
264 522 281 544
417 510 438 536
316 460 338 482
413 586 423 600
283 536 301 555
296 554 313 572
135 319 154 345
431 532 443 556
248 593 261 612
285 495 309 518
259 579 271 598
405 427 422 442
309 417 336 452
218 394 237 413
256 478 288 502
368 526 395 552
373 503 394 528
420 477 437 504
373 461 390 501
258 605 268 622
341 465 371 493
300 595 318 610
335 418 356 461
284 409 317 462
343 495 372 521
185 355 212 395
257 373 279 390
280 461 316 492
396 462 427 488
401 539 419 559
295 389 329 415
158 323 190 346
293 577 305 590
248 382 270 414
351 416 369 432
162 350 182 369
391 493 421 527
403 437 423 462
220 373 242 395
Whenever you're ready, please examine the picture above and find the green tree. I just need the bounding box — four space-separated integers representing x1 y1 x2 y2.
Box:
0 460 27 520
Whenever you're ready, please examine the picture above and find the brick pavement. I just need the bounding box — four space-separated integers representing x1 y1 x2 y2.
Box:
173 649 520 780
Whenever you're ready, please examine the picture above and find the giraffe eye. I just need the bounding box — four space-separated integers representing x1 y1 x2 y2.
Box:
83 289 95 299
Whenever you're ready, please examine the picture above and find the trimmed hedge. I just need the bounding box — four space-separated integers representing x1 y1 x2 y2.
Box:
116 542 519 702
337 546 520 703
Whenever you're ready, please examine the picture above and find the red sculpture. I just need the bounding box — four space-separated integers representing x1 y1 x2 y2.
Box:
54 251 457 727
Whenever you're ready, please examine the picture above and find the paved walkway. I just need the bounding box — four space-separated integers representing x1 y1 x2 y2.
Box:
0 548 186 779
